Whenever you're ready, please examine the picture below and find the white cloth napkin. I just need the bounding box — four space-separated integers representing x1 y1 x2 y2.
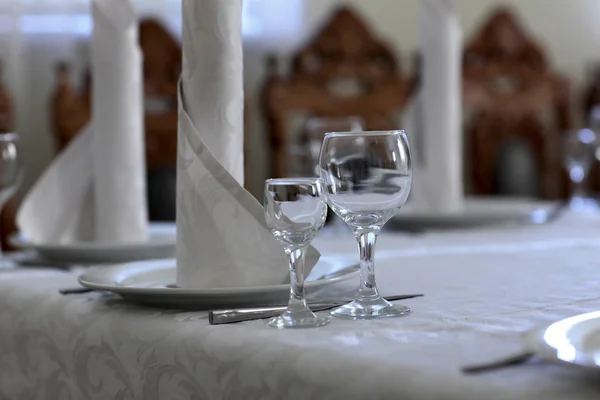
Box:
90 0 147 242
177 0 319 289
16 0 148 244
405 0 463 214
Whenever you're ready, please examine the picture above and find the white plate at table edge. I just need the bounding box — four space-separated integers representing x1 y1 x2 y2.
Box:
524 310 600 371
78 256 359 308
389 197 552 229
9 222 176 263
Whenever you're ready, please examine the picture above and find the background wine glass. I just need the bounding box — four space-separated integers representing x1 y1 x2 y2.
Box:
563 128 598 213
264 177 329 329
319 130 412 320
0 133 21 268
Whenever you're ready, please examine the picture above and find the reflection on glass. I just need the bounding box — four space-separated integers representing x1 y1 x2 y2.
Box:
291 116 364 177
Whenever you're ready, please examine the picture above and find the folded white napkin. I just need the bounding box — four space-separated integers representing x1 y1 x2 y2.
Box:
177 0 319 289
17 0 148 244
405 0 463 214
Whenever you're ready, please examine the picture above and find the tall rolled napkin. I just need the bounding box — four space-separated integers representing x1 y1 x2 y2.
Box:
177 0 319 288
91 0 147 241
405 0 463 214
17 0 148 244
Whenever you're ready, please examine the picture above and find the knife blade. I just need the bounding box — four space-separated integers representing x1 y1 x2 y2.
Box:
209 294 424 325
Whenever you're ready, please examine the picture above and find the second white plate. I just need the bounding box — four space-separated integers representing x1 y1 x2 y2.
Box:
10 222 176 264
388 197 549 231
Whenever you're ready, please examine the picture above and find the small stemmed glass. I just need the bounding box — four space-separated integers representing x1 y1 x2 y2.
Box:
319 131 412 320
264 178 329 328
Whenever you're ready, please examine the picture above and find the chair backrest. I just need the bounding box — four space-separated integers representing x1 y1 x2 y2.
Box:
0 62 16 250
262 6 411 178
462 7 571 199
581 65 600 194
0 62 13 135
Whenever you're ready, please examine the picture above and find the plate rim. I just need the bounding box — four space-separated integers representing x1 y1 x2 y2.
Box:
9 223 176 252
523 311 600 371
397 197 548 220
78 257 360 296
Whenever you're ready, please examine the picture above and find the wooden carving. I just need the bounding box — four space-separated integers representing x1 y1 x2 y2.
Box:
0 62 16 250
139 19 181 98
262 6 410 178
581 66 600 193
463 9 546 71
0 62 13 133
52 62 90 151
462 8 570 198
582 65 600 121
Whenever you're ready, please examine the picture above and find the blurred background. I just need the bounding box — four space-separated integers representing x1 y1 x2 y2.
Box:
1 0 600 234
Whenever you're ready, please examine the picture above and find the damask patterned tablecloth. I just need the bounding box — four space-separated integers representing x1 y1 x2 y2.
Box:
2 217 600 399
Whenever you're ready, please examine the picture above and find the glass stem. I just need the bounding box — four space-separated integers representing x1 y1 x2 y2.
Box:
285 246 309 312
356 231 381 302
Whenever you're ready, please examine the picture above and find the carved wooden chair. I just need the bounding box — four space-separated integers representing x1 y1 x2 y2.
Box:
462 8 571 199
262 6 411 178
53 18 180 167
581 65 600 193
583 66 600 117
0 62 17 250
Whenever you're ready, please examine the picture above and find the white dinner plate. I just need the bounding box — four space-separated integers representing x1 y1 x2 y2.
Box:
388 197 549 231
78 256 359 309
10 222 176 264
524 311 600 371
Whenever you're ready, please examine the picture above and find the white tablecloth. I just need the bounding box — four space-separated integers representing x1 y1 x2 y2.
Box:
2 215 600 399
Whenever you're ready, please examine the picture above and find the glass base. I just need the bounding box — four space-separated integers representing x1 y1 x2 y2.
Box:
330 296 411 320
267 308 330 329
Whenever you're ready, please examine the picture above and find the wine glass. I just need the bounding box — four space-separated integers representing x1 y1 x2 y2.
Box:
319 130 412 320
264 177 329 328
0 133 21 268
563 128 598 212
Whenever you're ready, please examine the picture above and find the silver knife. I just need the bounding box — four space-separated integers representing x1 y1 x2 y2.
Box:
209 294 424 325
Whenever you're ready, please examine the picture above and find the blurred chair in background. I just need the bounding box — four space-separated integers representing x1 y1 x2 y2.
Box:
581 66 600 194
582 65 600 120
462 8 571 199
0 63 13 133
262 6 411 178
0 62 17 250
51 62 90 152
